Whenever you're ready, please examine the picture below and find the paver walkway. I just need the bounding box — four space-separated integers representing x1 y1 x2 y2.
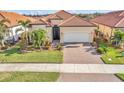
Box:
63 43 103 64
0 63 124 74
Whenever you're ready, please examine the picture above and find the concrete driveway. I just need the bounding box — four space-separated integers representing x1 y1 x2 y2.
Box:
63 43 103 64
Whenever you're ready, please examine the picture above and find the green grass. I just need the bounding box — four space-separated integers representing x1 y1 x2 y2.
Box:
0 47 63 63
115 73 124 81
101 47 124 64
0 72 59 82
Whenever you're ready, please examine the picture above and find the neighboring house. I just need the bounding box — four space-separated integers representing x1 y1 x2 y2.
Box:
0 12 30 41
32 10 96 43
91 10 124 40
0 11 37 42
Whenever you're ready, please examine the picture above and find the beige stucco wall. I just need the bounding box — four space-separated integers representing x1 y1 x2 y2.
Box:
93 22 113 39
99 24 113 37
60 27 96 43
31 25 47 31
46 27 53 42
118 28 124 32
51 20 63 25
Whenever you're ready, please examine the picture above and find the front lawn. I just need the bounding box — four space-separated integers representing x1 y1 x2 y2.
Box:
0 47 63 63
101 47 124 64
115 73 124 81
0 72 59 82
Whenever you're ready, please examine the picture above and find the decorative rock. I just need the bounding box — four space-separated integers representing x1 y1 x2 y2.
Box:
108 58 112 61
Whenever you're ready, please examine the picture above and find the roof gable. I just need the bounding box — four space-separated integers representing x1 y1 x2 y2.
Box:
54 10 73 20
59 16 95 27
42 10 73 22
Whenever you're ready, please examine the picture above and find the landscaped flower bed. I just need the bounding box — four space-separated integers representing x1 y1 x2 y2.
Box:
94 32 124 64
101 47 124 64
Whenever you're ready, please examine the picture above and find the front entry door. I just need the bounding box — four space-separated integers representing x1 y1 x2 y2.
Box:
53 25 60 40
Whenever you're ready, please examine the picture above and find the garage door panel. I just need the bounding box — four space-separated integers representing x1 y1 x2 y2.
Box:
63 32 90 42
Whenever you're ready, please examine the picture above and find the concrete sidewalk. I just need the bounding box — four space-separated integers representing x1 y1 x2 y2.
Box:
0 63 124 74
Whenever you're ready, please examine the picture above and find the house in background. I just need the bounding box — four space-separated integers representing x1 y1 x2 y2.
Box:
33 10 96 43
91 10 124 40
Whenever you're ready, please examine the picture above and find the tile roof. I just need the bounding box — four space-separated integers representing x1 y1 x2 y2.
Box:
48 14 63 20
91 10 124 27
0 11 40 27
59 16 95 27
30 19 47 25
42 10 73 22
54 10 73 20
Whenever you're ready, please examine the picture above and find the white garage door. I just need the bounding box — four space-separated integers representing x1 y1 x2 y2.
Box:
63 32 90 43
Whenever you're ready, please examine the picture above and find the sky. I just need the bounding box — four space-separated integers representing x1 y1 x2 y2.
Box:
4 10 113 15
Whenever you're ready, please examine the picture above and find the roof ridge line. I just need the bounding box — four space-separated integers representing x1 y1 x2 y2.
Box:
0 13 6 19
50 14 63 19
115 17 124 27
58 16 75 26
55 10 73 16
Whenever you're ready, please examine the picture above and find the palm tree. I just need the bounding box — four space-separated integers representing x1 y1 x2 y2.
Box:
112 29 124 47
18 20 30 46
0 19 10 49
32 29 47 49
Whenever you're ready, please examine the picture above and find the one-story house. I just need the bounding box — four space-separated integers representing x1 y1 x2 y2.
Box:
0 10 96 43
91 10 124 40
31 10 96 43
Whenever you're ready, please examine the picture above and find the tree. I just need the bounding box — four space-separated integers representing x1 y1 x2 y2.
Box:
31 29 47 48
112 29 124 47
19 32 27 50
18 20 31 46
0 19 10 48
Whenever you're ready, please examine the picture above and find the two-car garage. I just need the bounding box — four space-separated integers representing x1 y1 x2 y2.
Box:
60 27 96 43
63 31 91 43
59 16 96 43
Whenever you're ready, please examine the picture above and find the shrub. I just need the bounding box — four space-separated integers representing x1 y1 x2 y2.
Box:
56 43 62 51
97 47 105 54
97 41 108 54
43 38 51 50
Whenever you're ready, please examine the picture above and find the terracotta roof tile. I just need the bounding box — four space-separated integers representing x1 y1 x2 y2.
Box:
91 10 124 27
0 11 36 27
54 10 73 20
59 16 95 27
49 14 62 20
30 19 47 25
42 10 73 22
